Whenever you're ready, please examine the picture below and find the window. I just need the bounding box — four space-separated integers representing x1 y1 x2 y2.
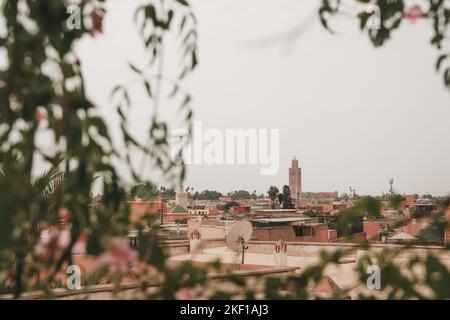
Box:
294 227 312 237
294 227 304 237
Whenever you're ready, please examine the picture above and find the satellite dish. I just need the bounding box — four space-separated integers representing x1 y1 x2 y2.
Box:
225 221 253 264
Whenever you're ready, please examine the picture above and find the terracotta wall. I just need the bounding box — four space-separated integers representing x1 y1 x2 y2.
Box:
128 198 163 223
231 206 251 214
363 221 380 241
311 204 333 214
295 225 329 242
404 195 415 206
314 226 330 242
253 226 297 242
406 218 431 236
253 225 333 242
328 229 338 241
163 213 189 223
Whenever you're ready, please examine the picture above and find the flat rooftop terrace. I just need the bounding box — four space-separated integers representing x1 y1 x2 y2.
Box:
169 244 450 298
169 246 356 289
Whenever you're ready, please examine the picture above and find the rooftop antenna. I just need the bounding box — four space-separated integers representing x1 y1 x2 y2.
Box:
389 178 394 195
226 221 253 265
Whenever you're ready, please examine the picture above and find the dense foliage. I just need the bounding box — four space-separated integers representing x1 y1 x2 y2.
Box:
192 190 223 201
0 0 196 297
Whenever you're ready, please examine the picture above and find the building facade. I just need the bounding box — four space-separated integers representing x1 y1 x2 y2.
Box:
128 196 163 223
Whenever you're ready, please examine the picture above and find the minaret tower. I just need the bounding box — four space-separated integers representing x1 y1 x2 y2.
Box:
289 157 302 204
175 184 189 209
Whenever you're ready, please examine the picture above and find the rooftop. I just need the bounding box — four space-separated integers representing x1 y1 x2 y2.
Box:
254 209 298 212
251 217 311 224
170 204 188 213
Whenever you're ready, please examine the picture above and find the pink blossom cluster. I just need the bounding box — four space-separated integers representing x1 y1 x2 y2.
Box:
405 5 423 23
96 237 136 274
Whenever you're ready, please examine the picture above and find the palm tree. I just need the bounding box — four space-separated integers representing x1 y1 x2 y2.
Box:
31 158 66 236
281 185 293 209
1 152 65 236
267 186 279 209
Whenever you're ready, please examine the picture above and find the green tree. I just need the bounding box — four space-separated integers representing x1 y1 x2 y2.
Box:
192 190 223 200
336 208 363 238
131 183 159 199
282 185 294 209
223 201 240 213
277 192 284 206
354 196 382 219
267 186 279 209
0 0 197 297
389 194 405 211
228 190 251 200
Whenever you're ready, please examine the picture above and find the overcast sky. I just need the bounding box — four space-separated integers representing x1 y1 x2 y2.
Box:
74 0 450 196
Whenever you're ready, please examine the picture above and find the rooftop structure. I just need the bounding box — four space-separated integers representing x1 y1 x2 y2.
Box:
251 217 311 224
311 275 347 299
289 157 302 203
175 184 189 209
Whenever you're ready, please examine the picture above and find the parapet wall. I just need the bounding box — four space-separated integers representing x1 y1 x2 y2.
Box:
161 238 450 261
159 238 225 255
0 266 298 300
246 240 450 260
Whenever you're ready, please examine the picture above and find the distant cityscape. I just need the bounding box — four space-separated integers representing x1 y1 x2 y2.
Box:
126 157 449 246
107 157 449 298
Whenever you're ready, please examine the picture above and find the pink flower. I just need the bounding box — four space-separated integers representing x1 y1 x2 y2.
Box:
176 288 195 299
405 5 423 23
89 9 103 37
96 237 135 274
58 208 71 223
35 108 46 122
58 229 71 248
36 226 70 261
72 234 87 256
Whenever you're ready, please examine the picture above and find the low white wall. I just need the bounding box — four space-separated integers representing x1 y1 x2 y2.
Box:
200 225 228 239
246 240 450 260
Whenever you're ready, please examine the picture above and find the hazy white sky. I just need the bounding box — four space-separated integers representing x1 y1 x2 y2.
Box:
75 0 450 196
